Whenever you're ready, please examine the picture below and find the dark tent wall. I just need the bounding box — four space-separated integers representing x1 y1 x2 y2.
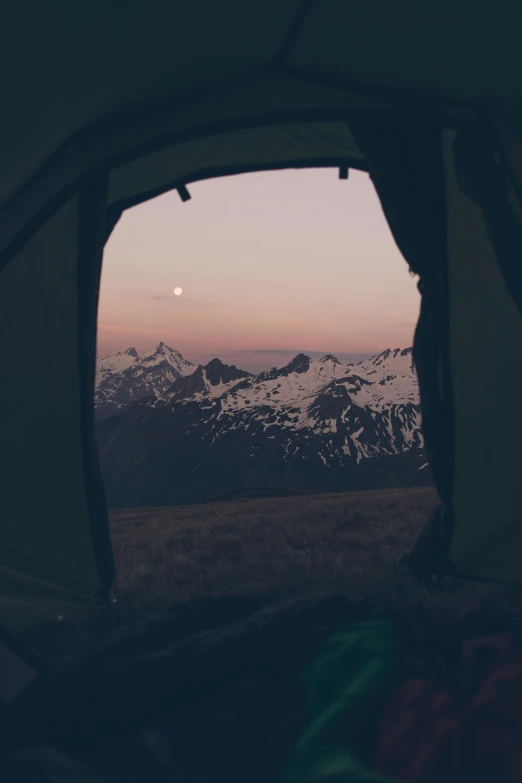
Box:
0 2 302 208
2 0 522 653
446 122 522 581
352 116 522 582
106 119 366 210
2 0 522 209
0 185 113 636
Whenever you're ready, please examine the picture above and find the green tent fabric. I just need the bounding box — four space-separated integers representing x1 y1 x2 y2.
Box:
444 124 522 581
2 0 522 695
349 117 455 513
283 610 401 783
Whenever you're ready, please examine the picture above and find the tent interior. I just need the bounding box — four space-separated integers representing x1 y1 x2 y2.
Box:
2 2 522 780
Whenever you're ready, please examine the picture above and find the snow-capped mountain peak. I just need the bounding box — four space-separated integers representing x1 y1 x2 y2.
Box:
168 358 252 402
95 342 195 416
203 348 417 429
96 347 140 377
354 347 416 407
96 344 428 507
136 342 191 369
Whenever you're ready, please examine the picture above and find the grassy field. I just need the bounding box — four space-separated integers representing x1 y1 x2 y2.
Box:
110 486 439 608
21 487 442 660
25 485 515 663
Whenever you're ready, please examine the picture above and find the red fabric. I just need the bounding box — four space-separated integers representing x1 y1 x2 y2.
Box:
375 620 522 783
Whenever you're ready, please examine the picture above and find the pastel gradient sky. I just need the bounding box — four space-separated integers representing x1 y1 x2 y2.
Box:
98 169 420 373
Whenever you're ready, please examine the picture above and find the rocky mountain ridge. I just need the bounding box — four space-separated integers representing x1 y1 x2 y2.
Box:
96 343 430 507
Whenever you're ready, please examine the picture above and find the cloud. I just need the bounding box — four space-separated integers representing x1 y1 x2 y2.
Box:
204 348 374 363
227 348 299 356
230 348 372 359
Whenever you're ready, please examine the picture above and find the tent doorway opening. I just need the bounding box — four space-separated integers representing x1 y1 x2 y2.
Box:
86 166 436 659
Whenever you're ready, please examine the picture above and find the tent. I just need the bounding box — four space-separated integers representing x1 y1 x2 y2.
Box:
2 0 522 700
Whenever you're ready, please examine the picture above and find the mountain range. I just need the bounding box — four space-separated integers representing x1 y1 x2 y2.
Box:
95 343 431 507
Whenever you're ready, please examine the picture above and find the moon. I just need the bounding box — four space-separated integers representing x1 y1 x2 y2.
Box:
173 287 183 296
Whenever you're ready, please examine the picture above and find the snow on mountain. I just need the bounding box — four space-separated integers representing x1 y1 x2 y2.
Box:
354 347 416 407
95 344 417 419
184 349 421 465
96 345 429 507
95 342 195 417
169 358 252 402
96 346 140 377
169 348 418 434
135 343 193 372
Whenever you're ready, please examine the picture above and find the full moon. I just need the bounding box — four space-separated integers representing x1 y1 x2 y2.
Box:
173 287 183 296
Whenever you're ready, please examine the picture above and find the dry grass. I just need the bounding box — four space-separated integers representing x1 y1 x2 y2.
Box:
26 486 516 663
110 487 439 608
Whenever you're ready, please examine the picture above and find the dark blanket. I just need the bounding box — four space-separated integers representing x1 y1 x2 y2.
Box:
3 598 522 783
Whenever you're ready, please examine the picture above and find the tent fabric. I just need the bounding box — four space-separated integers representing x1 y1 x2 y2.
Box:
1 0 522 666
2 1 522 209
352 113 522 584
348 116 454 513
107 121 365 209
347 115 458 580
0 625 40 704
445 126 522 581
0 187 113 636
0 2 302 207
1 67 471 269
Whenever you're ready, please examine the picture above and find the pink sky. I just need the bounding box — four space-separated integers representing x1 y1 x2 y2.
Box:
98 169 420 372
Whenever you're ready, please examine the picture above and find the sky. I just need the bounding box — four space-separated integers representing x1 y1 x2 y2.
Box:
98 169 420 373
